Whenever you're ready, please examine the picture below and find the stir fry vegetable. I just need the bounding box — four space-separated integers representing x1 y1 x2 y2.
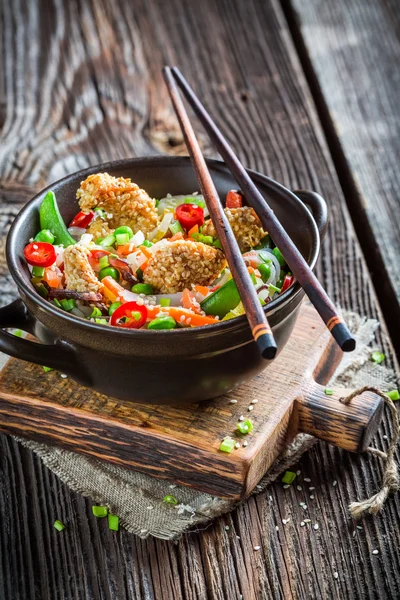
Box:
24 176 295 330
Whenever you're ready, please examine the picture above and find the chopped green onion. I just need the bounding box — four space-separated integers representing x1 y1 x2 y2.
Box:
272 247 286 267
108 514 119 531
98 234 116 248
99 266 120 282
371 351 385 364
169 219 184 235
95 318 108 324
250 272 257 285
32 265 46 277
60 299 77 311
213 238 222 249
141 240 153 248
159 298 171 307
115 233 130 246
184 196 206 209
109 302 122 316
36 283 49 298
34 229 55 244
90 306 103 318
114 225 133 238
324 388 334 396
268 284 281 296
92 505 108 518
98 255 110 270
131 283 154 295
191 233 214 245
387 389 400 401
163 495 178 505
236 419 254 435
54 519 65 531
281 471 296 484
13 329 23 338
219 437 236 453
53 298 62 308
43 366 53 372
258 262 272 283
148 316 177 330
95 237 104 245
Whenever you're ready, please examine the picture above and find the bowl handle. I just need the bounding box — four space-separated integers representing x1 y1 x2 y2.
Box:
0 298 84 376
293 190 328 240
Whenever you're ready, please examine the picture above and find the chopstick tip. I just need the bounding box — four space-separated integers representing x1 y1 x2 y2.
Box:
256 334 278 360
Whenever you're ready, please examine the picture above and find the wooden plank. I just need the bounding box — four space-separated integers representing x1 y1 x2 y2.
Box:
285 0 400 356
0 0 399 599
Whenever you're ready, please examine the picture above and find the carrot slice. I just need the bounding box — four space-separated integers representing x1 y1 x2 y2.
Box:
140 246 153 260
102 276 126 303
146 305 219 327
169 232 184 242
188 224 199 237
181 288 201 314
43 269 62 288
194 285 210 297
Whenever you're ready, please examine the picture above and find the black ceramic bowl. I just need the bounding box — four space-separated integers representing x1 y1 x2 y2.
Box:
2 157 327 404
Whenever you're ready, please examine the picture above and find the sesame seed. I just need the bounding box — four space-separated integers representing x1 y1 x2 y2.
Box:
251 399 258 404
236 536 240 539
297 485 302 491
353 531 356 538
140 529 148 534
275 526 279 531
169 484 177 489
333 480 337 487
310 495 314 500
282 518 290 525
243 441 248 447
32 244 38 250
300 521 305 527
303 519 311 523
225 526 230 530
357 525 363 530
229 399 238 404
248 406 254 412
283 484 290 489
304 478 311 482
383 435 388 440
333 572 339 579
60 374 67 379
239 415 244 421
309 487 315 491
314 523 319 530
254 545 261 551
147 506 154 510
302 505 308 510
372 549 379 555
235 442 240 449
296 470 301 476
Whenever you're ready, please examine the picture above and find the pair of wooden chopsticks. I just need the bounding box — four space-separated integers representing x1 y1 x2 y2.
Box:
163 66 355 358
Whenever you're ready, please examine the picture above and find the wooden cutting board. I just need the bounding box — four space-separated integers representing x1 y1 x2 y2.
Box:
0 303 384 499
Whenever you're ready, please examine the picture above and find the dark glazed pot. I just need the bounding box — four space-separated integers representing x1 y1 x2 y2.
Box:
2 157 327 404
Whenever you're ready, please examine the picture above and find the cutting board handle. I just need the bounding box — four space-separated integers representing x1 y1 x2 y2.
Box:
296 383 384 453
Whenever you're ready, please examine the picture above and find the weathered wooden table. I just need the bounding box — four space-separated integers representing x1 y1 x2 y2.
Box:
0 0 399 598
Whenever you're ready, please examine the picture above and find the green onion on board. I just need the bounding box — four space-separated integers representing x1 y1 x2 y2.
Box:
371 351 385 364
54 520 65 532
281 471 296 484
163 495 178 505
92 506 108 518
108 514 119 531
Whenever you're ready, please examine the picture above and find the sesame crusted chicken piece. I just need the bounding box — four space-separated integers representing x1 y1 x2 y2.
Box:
143 239 227 293
63 244 104 294
86 218 112 240
202 206 266 252
76 172 159 235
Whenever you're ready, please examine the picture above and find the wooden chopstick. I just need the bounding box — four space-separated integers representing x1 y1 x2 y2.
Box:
170 67 356 353
162 66 277 360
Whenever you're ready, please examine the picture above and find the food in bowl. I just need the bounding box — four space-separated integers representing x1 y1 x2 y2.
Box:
23 173 295 330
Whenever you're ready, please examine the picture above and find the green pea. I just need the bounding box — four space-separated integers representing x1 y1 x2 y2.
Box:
109 302 122 316
258 262 272 283
140 240 153 248
114 225 133 238
276 277 284 289
148 316 177 330
34 229 55 244
132 283 154 295
98 266 120 282
272 247 286 267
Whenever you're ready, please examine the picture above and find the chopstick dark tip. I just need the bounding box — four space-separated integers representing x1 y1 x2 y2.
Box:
331 322 356 352
256 334 278 360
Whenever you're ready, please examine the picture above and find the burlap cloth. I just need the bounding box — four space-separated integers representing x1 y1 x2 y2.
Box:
7 311 397 540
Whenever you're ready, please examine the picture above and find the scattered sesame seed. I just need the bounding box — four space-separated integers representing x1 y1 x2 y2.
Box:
310 495 314 499
169 484 177 489
297 485 302 491
333 572 339 579
296 470 301 476
147 506 154 510
243 441 248 447
235 442 240 449
248 406 254 412
251 399 258 404
140 529 148 534
229 399 238 404
282 518 289 525
383 435 388 440
302 505 308 510
269 495 273 501
275 526 279 531
333 480 337 487
372 549 379 555
304 478 311 482
225 526 230 530
32 244 38 250
353 531 356 538
283 484 290 489
60 374 67 379
309 487 315 491
303 519 311 523
254 545 261 551
357 525 363 530
236 536 240 539
314 523 319 530
239 415 244 421
300 521 305 527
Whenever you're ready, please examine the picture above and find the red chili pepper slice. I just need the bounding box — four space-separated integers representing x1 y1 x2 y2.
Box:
175 203 204 231
110 301 147 329
226 190 243 209
280 274 294 293
24 242 56 268
69 210 95 229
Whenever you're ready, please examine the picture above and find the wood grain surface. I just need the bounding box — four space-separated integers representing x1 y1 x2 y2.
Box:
0 0 399 598
0 304 383 498
286 0 400 356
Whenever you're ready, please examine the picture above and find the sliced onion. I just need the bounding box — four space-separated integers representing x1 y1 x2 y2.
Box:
126 250 147 271
70 307 85 318
257 286 271 303
257 249 281 280
211 269 231 288
78 304 94 317
54 245 65 267
148 212 174 242
68 226 86 238
79 233 93 247
130 230 145 247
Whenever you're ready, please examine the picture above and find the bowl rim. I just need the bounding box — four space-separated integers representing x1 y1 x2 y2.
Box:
7 155 320 337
